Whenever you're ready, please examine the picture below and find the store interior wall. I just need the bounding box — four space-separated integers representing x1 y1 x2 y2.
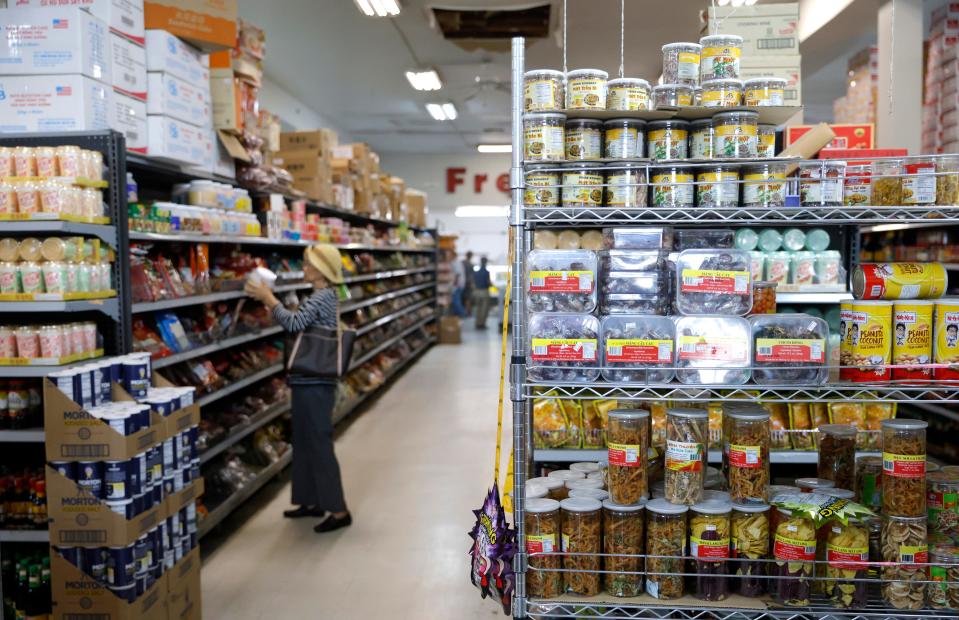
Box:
259 74 349 135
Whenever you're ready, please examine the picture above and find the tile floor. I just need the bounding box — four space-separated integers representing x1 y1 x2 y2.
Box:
201 325 510 619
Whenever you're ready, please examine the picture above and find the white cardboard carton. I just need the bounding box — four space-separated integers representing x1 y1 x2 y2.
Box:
707 3 799 56
110 32 147 101
146 115 204 164
0 74 110 132
4 0 145 44
0 6 111 82
144 29 209 84
110 92 147 153
741 54 802 105
147 72 210 127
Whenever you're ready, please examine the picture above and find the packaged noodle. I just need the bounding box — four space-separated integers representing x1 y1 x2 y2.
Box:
603 500 646 597
690 500 732 601
645 498 688 599
731 503 770 596
825 518 870 608
560 399 583 448
881 515 928 610
881 419 927 517
650 401 668 450
665 408 708 505
582 399 616 449
811 402 829 428
526 498 563 598
772 509 817 606
788 403 815 450
765 403 791 450
863 401 896 450
560 497 602 595
533 396 572 448
726 405 770 505
607 409 650 505
708 402 723 450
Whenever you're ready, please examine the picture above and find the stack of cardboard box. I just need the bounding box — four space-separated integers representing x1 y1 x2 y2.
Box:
833 47 878 125
332 143 380 214
922 3 959 153
275 130 338 205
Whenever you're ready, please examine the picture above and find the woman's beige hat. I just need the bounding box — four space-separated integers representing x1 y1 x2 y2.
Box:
304 243 344 284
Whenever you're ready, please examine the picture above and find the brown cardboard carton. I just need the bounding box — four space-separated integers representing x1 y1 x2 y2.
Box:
280 130 337 155
52 553 167 620
165 478 204 518
154 375 201 439
274 151 331 180
778 123 837 174
439 316 462 344
144 0 238 50
293 176 333 204
167 548 202 620
405 190 428 228
211 69 242 133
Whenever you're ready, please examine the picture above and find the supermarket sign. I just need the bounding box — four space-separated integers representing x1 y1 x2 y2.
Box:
446 167 510 194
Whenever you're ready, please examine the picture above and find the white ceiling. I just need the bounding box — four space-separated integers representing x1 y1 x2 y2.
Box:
239 0 706 154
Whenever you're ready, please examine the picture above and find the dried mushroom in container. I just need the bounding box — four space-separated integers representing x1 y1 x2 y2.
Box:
603 227 674 250
560 497 603 596
674 229 735 250
772 509 817 606
647 120 690 160
645 498 689 599
696 165 740 209
928 543 959 610
817 424 857 492
712 111 759 159
675 316 751 385
607 409 650 505
525 498 563 598
882 418 927 517
731 503 770 596
881 515 928 610
749 314 829 385
689 500 732 601
824 517 870 608
651 166 694 209
700 34 743 81
665 408 708 505
799 161 846 207
651 84 693 108
661 42 701 86
676 249 752 316
527 250 597 313
742 162 787 209
600 249 667 273
602 271 668 296
701 78 743 107
603 499 646 597
528 312 600 383
725 404 770 505
601 293 670 316
601 315 675 384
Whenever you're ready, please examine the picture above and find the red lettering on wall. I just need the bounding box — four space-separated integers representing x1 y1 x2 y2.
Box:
446 167 466 193
474 173 488 193
496 173 509 193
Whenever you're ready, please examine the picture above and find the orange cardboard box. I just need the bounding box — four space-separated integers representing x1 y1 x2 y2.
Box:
786 123 875 150
144 0 238 51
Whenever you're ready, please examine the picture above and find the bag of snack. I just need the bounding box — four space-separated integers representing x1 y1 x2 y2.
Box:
764 402 791 449
532 396 570 449
789 403 816 450
863 401 896 450
828 402 868 448
582 399 616 448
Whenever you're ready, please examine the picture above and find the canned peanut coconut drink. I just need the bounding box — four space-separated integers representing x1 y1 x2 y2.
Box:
852 262 947 300
892 300 934 381
840 300 892 381
934 298 959 381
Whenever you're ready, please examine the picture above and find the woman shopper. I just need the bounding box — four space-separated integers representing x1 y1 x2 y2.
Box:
244 243 351 533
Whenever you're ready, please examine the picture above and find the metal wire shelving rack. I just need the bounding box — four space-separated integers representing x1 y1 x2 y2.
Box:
506 34 959 620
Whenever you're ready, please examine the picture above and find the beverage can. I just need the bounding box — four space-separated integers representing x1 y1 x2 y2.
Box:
853 263 947 300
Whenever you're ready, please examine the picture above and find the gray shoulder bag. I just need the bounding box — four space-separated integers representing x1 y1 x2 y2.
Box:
286 324 357 378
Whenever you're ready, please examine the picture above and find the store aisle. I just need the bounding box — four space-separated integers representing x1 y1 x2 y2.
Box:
202 327 508 619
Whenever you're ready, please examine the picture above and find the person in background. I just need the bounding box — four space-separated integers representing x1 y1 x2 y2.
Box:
244 243 351 534
461 251 475 315
451 253 467 317
472 256 492 329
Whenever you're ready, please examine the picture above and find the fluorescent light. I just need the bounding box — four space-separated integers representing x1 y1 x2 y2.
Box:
745 0 758 4
354 0 375 15
355 0 399 17
425 102 457 121
717 0 730 5
455 206 509 218
442 103 457 120
731 0 746 6
477 144 512 153
405 69 442 91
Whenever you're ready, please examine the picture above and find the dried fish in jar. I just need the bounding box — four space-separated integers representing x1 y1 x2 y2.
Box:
607 409 650 505
603 500 646 597
560 497 603 595
645 498 688 599
665 408 708 505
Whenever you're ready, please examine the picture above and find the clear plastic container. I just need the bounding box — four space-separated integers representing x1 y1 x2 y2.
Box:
700 34 743 81
524 113 566 162
601 315 675 383
675 229 735 250
603 119 645 159
665 408 708 505
652 84 693 109
712 110 759 159
603 227 673 250
928 543 959 610
928 470 959 543
607 78 652 111
601 293 670 315
524 69 565 112
662 42 702 86
676 249 752 315
725 405 770 504
790 251 817 286
750 281 777 314
735 228 758 251
701 79 743 107
742 163 787 208
795 477 835 493
647 120 690 160
566 69 608 110
689 119 714 159
524 165 561 207
731 503 770 596
799 161 846 206
645 498 688 599
602 271 667 296
881 418 927 518
817 424 857 491
937 154 959 206
846 163 874 206
607 409 650 505
690 500 732 601
750 314 828 385
881 515 928 610
525 497 562 598
651 167 694 208
528 312 600 382
675 315 751 384
561 163 604 208
856 456 882 510
693 87 703 105
528 476 566 501
600 249 668 272
603 500 646 597
696 165 740 209
565 119 603 160
560 497 603 595
764 251 791 284
604 163 647 208
902 157 937 205
744 78 787 106
757 124 776 158
772 510 816 606
527 249 597 313
749 252 765 282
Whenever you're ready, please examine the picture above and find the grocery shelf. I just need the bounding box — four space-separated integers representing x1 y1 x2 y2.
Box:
130 231 309 247
532 448 881 464
342 266 435 283
349 315 437 370
126 152 236 185
859 221 955 233
0 220 117 245
0 296 120 319
0 529 49 543
562 105 801 125
198 449 292 539
354 298 435 335
0 356 107 378
337 243 436 253
152 326 286 369
195 364 285 409
249 190 433 234
200 399 291 465
775 291 853 303
339 282 435 312
132 283 310 313
0 428 44 443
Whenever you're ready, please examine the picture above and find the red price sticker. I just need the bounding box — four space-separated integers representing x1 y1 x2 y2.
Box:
882 452 926 479
774 534 816 561
606 339 672 363
608 442 641 467
755 338 825 363
729 444 762 469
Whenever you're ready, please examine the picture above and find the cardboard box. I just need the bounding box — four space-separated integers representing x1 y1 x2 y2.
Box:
274 150 330 179
280 130 338 156
439 316 462 344
146 115 205 164
786 123 875 150
111 32 147 101
167 548 201 620
166 478 203 518
707 3 799 55
110 92 148 153
779 123 837 172
144 0 236 51
0 6 111 81
817 148 908 161
51 552 167 620
405 189 427 228
740 54 802 104
0 74 111 133
145 30 209 84
147 72 210 127
6 0 145 44
210 69 242 132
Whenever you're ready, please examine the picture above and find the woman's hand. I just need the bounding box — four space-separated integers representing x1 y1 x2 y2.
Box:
245 279 279 308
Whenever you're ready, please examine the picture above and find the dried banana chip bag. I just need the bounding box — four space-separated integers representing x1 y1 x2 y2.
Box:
771 492 877 528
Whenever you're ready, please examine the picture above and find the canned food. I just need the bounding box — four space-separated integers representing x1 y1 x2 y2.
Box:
701 78 743 107
561 163 604 208
85 547 109 582
122 357 150 398
524 165 560 207
565 119 603 160
523 69 564 112
648 120 689 160
105 459 134 500
935 298 959 381
566 69 608 110
839 300 892 382
107 545 136 586
524 113 566 162
700 34 743 81
77 461 104 498
852 263 947 300
744 78 787 106
892 301 934 381
607 78 651 111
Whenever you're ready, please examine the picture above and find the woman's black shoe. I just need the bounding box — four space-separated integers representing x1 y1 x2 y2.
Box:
283 506 325 519
314 513 352 533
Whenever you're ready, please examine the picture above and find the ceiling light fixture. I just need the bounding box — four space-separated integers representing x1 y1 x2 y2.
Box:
717 0 731 5
731 0 746 6
477 144 512 153
442 103 457 120
455 206 509 218
426 102 457 121
405 69 442 91
354 0 399 17
744 0 759 4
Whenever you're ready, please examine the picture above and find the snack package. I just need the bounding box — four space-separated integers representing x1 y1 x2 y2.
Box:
765 402 791 450
532 396 571 449
788 403 815 450
650 401 668 449
863 401 897 450
708 402 723 450
561 399 584 449
828 402 868 448
811 402 830 429
582 399 616 448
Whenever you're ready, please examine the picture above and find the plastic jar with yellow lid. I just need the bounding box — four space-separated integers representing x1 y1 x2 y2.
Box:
712 111 758 159
745 78 787 106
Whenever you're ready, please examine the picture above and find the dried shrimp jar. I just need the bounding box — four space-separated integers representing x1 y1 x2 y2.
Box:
652 84 693 109
566 69 608 110
523 69 564 112
661 42 701 86
565 118 603 161
928 470 959 543
772 509 816 606
645 498 688 600
700 34 743 81
647 119 689 161
524 113 566 162
937 154 959 206
604 163 647 209
742 162 787 209
650 166 694 209
882 418 927 517
799 160 846 207
607 409 650 505
524 164 560 208
824 517 870 608
881 515 928 610
750 281 777 314
689 499 732 601
744 77 787 106
664 407 708 505
726 407 770 505
561 163 604 208
607 78 651 111
871 159 902 206
689 119 714 160
817 423 857 491
731 502 770 596
928 543 959 610
857 455 883 511
603 499 646 597
560 497 602 595
695 164 739 209
701 79 743 107
525 497 562 598
603 118 645 159
712 110 758 159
